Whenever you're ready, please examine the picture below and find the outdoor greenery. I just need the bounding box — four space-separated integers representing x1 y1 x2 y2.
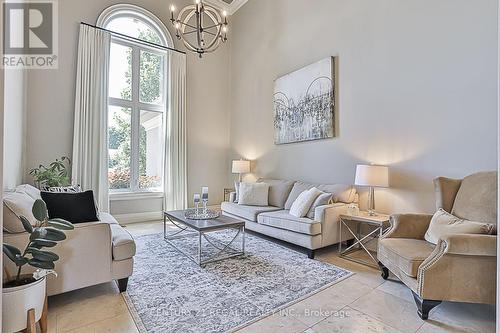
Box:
3 199 74 286
108 29 163 190
29 156 71 190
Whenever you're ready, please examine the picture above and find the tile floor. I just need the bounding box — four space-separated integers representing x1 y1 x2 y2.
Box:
46 221 496 333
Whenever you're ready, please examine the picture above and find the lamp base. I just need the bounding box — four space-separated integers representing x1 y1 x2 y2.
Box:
368 186 376 216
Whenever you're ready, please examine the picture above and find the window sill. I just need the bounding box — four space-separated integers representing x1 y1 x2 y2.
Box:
110 191 164 201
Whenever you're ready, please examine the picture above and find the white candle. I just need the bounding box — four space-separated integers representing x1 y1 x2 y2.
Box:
201 187 208 200
193 193 200 203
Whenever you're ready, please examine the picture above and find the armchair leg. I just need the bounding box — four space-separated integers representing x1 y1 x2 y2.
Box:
307 249 315 259
378 261 389 280
117 278 129 293
412 291 441 320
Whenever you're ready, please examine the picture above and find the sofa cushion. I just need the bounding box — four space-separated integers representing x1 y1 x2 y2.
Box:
378 238 435 277
285 181 357 209
257 178 295 208
14 184 41 200
99 212 120 225
285 181 315 209
110 224 136 261
46 185 82 193
3 192 37 233
257 210 322 236
452 171 497 225
41 190 99 224
290 188 322 217
221 201 280 222
306 192 333 219
238 182 269 206
317 184 357 204
424 209 495 245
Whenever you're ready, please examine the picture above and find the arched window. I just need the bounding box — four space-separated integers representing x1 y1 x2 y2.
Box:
97 5 172 194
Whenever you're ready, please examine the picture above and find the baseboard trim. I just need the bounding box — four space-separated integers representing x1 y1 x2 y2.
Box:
114 211 163 224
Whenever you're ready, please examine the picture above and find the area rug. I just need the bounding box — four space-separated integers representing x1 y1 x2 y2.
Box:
123 231 352 333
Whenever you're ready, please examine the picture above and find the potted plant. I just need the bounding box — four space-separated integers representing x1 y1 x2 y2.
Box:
29 156 71 190
2 199 74 333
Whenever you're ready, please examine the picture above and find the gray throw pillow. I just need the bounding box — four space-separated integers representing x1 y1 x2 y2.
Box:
257 178 295 208
238 182 269 206
306 192 333 219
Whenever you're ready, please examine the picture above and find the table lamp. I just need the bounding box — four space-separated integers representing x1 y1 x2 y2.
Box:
232 159 250 182
354 164 389 216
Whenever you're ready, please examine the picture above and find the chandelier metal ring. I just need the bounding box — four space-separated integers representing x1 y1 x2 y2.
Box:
170 0 228 58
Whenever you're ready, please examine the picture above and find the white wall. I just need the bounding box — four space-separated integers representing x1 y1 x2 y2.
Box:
228 0 498 214
24 0 231 214
3 69 26 190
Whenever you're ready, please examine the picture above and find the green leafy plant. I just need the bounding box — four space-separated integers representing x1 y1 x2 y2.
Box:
29 156 71 189
3 199 74 286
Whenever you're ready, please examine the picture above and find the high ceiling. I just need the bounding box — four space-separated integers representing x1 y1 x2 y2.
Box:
204 0 248 15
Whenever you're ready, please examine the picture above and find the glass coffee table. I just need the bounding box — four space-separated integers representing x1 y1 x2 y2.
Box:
163 210 246 267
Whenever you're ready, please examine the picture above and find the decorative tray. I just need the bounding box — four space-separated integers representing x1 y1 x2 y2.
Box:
184 209 220 220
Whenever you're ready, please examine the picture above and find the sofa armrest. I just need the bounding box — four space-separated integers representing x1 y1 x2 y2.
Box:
315 203 352 247
314 203 348 223
4 221 113 296
383 214 433 239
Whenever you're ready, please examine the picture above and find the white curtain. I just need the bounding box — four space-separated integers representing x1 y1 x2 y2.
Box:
164 52 187 211
71 25 111 212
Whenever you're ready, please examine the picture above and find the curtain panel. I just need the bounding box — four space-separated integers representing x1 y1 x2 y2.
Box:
164 52 188 211
71 25 111 212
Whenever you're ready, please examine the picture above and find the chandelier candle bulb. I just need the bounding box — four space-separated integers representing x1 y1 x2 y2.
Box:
170 5 175 21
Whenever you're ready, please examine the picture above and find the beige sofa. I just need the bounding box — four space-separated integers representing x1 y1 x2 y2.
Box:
378 171 497 320
221 179 357 258
3 185 136 296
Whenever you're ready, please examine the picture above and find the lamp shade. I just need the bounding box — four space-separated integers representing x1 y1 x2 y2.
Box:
354 164 389 188
232 160 250 174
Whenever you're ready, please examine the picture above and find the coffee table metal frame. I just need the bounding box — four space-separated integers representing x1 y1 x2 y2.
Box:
163 211 245 267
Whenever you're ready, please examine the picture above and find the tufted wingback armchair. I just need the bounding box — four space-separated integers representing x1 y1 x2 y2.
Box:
377 171 497 320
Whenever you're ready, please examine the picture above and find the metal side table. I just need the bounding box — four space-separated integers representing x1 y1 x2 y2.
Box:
338 212 390 269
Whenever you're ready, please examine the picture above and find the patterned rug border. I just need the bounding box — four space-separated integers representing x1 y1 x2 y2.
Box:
121 233 354 333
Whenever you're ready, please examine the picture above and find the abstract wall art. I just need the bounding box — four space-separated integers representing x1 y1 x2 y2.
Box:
273 57 335 145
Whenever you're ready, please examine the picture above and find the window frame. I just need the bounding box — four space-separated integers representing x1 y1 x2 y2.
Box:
98 5 173 196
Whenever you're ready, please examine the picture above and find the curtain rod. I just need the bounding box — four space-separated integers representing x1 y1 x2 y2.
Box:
80 22 186 55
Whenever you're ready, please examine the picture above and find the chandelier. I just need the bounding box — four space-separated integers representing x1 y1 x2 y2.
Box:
169 0 228 58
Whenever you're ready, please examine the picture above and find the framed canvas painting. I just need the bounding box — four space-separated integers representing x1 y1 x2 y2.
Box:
273 57 335 145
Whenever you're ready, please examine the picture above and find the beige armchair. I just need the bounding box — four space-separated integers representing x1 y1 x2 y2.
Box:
377 171 497 320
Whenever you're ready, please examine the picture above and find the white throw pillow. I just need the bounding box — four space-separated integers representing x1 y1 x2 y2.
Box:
237 182 269 206
289 187 322 218
424 208 495 245
3 192 38 233
234 181 240 202
15 184 41 200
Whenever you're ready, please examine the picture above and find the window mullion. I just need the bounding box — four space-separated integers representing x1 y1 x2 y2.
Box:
131 46 140 192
